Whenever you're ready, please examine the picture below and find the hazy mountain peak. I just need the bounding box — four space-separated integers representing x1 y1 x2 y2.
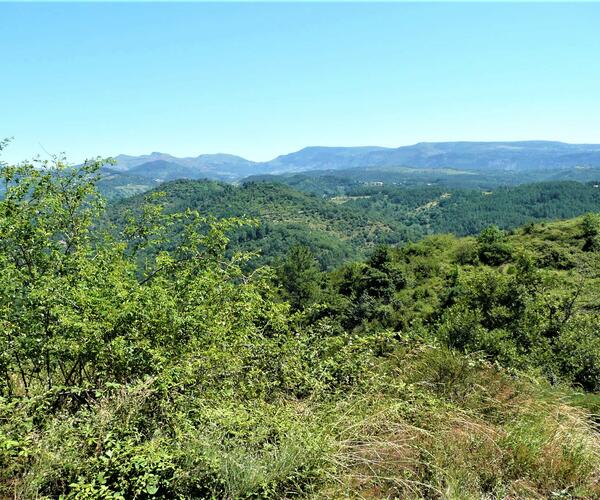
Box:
112 141 600 181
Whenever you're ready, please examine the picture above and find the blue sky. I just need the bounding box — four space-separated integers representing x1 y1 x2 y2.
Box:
1 2 600 163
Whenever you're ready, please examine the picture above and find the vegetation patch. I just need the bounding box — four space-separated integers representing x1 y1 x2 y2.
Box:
1 154 599 498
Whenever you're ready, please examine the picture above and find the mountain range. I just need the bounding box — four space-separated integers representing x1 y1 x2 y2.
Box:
106 141 600 181
97 141 600 199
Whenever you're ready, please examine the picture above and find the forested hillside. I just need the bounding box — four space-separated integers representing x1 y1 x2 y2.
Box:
245 164 600 194
106 179 407 269
97 170 162 199
107 178 600 269
341 181 600 236
2 158 600 498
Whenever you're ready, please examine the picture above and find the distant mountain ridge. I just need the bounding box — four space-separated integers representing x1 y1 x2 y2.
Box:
107 141 600 183
110 152 256 180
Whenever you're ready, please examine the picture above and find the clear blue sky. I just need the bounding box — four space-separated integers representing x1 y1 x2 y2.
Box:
1 2 600 163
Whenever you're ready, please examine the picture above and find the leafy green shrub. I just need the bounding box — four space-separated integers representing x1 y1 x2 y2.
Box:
581 212 600 251
477 225 513 265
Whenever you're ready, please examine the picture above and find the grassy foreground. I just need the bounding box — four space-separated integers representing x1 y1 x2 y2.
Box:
3 345 599 498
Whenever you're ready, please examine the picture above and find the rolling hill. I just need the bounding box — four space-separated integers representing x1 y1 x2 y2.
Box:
107 180 404 268
106 178 600 268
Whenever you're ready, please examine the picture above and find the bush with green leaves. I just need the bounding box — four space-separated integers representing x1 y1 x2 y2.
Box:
581 212 600 251
0 155 390 496
0 157 298 398
476 225 513 265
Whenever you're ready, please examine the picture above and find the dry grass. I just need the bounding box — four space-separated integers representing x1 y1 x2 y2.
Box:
317 347 600 499
4 346 599 499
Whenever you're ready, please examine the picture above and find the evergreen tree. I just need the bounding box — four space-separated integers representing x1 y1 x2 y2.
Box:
277 245 322 310
581 212 600 251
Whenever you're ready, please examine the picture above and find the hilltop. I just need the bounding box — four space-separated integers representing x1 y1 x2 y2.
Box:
107 179 401 268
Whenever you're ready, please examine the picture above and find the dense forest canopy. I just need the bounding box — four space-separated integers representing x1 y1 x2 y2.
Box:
106 177 600 270
244 164 600 193
1 152 600 498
